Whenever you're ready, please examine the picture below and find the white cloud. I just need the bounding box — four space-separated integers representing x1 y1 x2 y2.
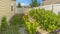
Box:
21 3 29 6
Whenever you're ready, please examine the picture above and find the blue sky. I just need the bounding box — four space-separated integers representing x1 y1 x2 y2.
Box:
16 0 42 6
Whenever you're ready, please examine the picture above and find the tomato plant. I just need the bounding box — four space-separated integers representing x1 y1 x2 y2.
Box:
23 15 37 34
29 8 60 32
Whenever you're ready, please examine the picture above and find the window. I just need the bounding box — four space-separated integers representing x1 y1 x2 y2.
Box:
11 6 13 11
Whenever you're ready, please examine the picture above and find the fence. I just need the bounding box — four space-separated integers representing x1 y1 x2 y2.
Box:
16 4 60 15
39 4 60 15
16 8 30 14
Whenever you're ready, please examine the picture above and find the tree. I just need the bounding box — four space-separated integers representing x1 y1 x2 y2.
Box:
30 0 40 7
17 2 21 8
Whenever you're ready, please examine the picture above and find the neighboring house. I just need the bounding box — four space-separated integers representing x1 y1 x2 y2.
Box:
0 0 16 25
43 0 60 5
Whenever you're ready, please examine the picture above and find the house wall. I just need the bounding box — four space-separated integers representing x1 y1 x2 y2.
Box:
43 0 60 5
0 0 15 26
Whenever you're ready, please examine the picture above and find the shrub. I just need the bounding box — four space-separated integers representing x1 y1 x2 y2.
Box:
29 8 60 32
4 25 20 34
23 15 37 34
0 16 8 32
10 14 25 27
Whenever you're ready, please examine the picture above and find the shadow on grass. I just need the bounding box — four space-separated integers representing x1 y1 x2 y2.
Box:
1 14 26 34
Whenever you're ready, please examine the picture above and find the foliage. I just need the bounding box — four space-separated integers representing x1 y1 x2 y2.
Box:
10 14 25 27
29 8 60 32
3 25 20 34
23 15 37 34
0 16 8 33
17 2 21 8
58 12 60 18
30 0 40 7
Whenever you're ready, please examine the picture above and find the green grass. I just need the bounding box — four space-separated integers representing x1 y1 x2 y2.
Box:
2 25 20 34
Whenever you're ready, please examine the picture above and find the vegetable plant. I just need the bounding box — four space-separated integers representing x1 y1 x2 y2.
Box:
23 15 37 34
29 8 60 32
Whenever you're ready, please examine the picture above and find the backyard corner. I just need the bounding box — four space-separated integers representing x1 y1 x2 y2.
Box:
1 8 60 34
0 0 60 34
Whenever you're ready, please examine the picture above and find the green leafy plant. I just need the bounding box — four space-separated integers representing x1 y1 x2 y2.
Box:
1 16 8 32
10 14 25 27
29 8 60 32
58 12 60 18
23 15 37 34
3 25 20 34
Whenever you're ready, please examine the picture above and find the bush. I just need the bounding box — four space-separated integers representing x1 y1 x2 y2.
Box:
23 15 37 34
10 14 25 27
29 8 60 32
3 25 20 34
0 16 8 33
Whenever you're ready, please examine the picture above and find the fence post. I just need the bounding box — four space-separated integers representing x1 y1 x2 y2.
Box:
52 4 53 12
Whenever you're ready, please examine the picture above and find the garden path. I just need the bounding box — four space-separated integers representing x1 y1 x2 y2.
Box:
19 27 28 34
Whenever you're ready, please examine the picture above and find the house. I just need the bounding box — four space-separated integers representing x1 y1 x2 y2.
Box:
0 0 16 25
43 0 60 5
